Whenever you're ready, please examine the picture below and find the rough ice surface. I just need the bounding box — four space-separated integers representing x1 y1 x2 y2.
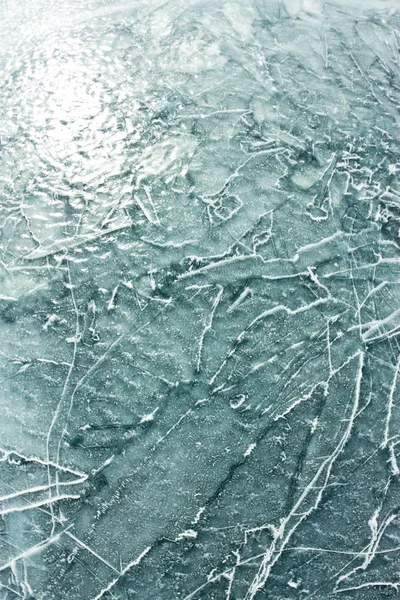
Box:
0 0 399 598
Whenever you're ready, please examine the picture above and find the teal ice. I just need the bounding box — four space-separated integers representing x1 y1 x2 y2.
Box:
0 0 399 598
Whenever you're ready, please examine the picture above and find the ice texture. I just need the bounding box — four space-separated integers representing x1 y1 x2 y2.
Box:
0 0 399 598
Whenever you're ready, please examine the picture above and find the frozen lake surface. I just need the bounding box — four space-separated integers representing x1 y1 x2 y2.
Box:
0 0 399 598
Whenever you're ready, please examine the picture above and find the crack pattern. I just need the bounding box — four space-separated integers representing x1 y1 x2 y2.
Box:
0 0 399 598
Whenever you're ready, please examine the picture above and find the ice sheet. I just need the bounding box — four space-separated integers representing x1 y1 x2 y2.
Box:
0 0 399 598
